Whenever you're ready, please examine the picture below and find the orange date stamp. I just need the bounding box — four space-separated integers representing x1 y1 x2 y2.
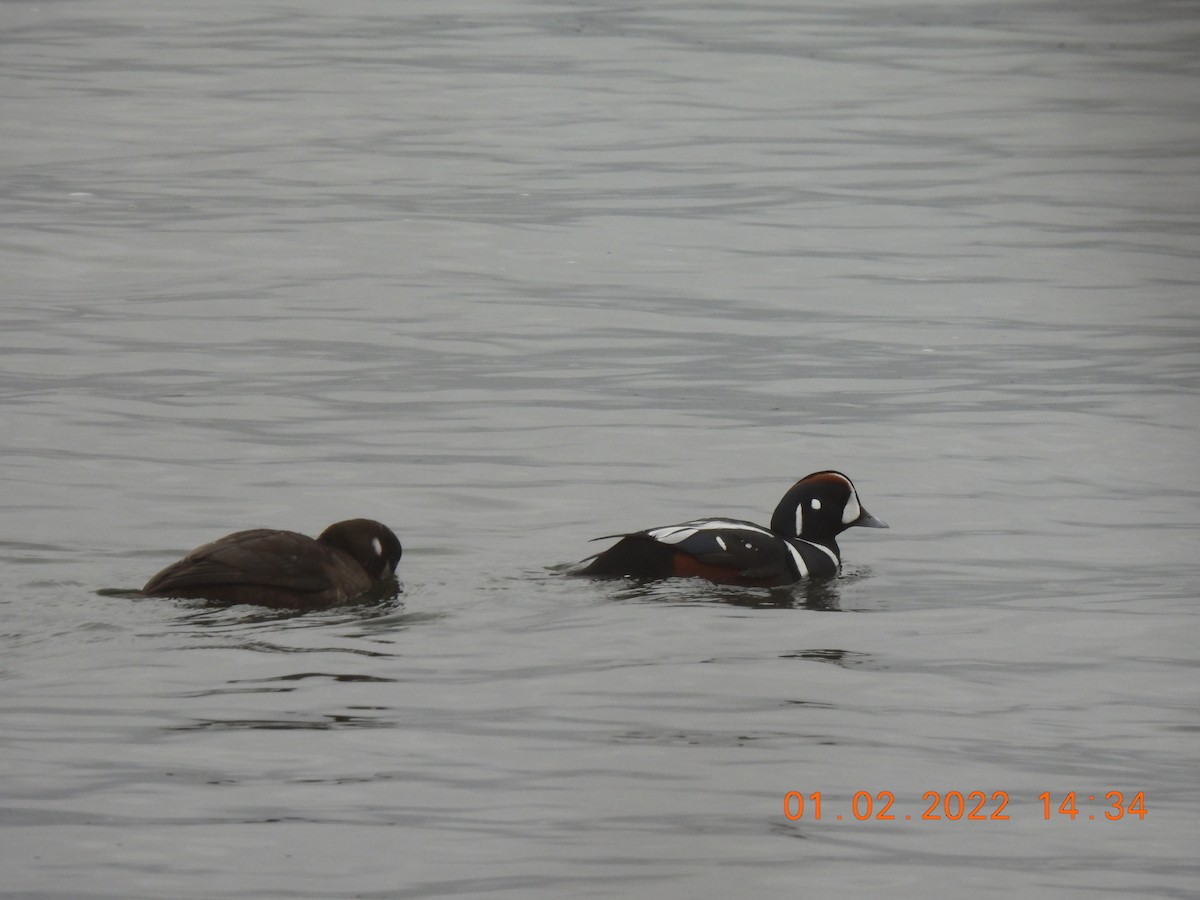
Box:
783 790 1147 822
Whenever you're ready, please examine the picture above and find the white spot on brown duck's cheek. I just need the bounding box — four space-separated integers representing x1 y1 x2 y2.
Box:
372 537 383 556
811 498 822 510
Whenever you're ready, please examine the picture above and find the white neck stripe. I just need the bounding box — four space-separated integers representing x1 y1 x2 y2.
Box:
793 539 839 570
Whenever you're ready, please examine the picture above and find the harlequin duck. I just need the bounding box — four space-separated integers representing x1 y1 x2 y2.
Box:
142 518 402 609
579 471 886 586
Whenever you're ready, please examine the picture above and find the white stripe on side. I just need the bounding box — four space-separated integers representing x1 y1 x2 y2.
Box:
784 542 809 578
647 526 697 544
648 519 774 545
690 519 774 535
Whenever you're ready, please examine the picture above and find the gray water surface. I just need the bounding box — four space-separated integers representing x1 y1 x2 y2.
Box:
3 1 1198 897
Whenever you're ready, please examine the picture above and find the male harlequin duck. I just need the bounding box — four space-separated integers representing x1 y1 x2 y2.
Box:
142 518 402 609
579 471 886 587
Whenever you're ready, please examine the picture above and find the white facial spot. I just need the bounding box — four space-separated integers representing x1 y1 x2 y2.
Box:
842 490 862 525
715 536 727 551
372 537 384 556
811 498 822 511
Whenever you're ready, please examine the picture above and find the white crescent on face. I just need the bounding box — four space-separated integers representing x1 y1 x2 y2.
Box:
793 473 861 533
841 488 862 526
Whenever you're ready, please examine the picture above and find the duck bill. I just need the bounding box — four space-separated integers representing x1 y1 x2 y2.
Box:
854 509 888 529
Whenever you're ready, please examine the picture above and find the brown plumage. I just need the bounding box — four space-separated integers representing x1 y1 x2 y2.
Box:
142 518 402 609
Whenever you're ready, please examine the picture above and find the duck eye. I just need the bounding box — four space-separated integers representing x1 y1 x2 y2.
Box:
811 498 822 511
